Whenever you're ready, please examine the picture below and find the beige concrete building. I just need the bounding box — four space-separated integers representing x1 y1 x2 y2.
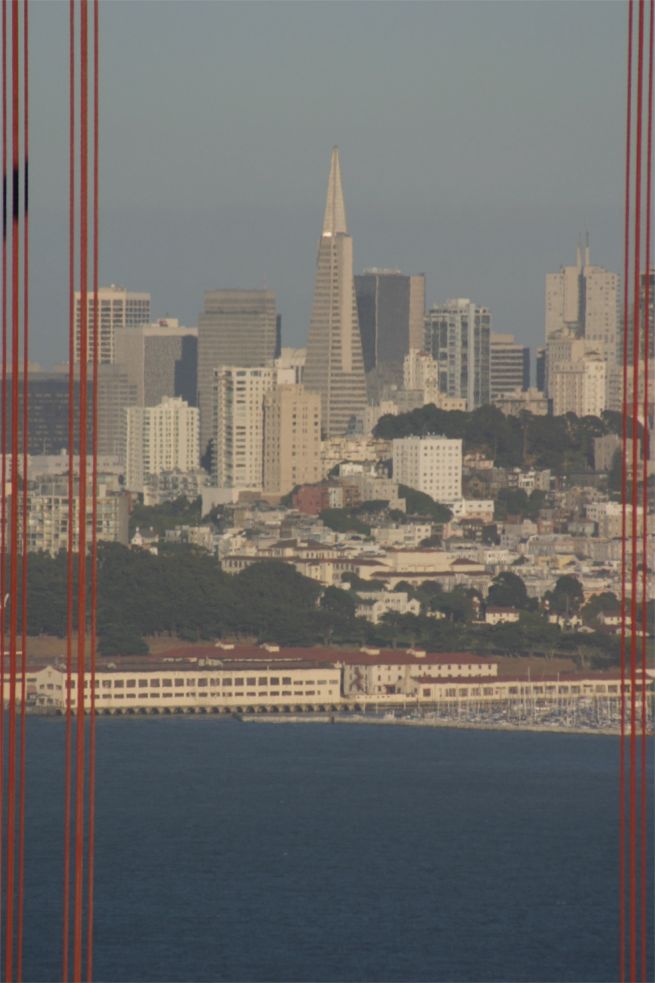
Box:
550 351 608 417
263 385 322 495
35 663 342 713
75 285 151 365
494 387 549 417
125 396 199 493
545 241 619 363
212 366 275 490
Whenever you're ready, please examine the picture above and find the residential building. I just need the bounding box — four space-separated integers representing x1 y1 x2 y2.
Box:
212 366 274 490
24 474 129 555
550 351 608 417
74 285 151 365
494 387 549 417
262 385 322 495
489 333 530 401
304 147 368 437
355 268 425 375
275 348 306 385
197 289 279 453
114 319 198 407
424 298 491 409
392 435 462 504
125 396 199 492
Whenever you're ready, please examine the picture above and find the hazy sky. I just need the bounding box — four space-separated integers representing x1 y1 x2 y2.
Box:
29 0 625 365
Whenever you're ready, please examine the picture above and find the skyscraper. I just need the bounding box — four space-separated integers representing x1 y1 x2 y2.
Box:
211 366 275 490
489 333 530 402
355 269 425 377
545 240 619 364
304 148 368 438
424 298 491 409
125 396 199 493
197 289 279 454
114 319 198 407
74 285 151 365
263 385 322 495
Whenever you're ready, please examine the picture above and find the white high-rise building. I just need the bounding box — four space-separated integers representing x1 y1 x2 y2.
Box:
392 436 462 504
125 396 199 492
545 240 619 364
74 285 151 365
212 366 275 490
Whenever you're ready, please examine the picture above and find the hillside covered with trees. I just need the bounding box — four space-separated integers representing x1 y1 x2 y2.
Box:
20 544 628 669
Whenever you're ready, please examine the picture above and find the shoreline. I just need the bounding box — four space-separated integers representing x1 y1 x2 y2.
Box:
27 707 629 737
240 713 622 737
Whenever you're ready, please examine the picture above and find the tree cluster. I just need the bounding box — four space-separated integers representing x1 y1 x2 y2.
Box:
19 547 622 669
374 405 626 474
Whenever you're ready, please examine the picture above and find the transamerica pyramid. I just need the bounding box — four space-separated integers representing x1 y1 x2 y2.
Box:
303 147 368 438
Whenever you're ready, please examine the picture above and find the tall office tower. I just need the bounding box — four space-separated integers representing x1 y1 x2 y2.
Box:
262 385 322 495
536 348 546 392
114 319 198 407
125 396 199 492
212 366 274 489
97 364 139 459
424 298 491 409
304 147 368 438
545 240 619 363
489 333 530 402
8 370 76 454
392 435 462 504
197 289 279 453
74 285 151 364
355 269 426 376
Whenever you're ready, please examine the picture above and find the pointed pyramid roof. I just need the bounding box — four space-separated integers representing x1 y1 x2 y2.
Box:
322 146 348 236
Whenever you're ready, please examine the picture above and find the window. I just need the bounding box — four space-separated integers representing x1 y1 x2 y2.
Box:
270 677 279 685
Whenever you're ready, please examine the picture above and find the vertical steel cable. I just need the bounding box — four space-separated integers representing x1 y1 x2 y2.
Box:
16 1 28 974
638 4 652 980
628 3 645 977
85 0 98 975
62 0 75 976
0 0 8 967
72 2 89 979
619 6 634 977
5 0 20 974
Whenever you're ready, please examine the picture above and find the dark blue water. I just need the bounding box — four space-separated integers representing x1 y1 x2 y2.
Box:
22 718 650 982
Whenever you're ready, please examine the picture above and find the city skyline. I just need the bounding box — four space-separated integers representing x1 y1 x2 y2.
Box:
27 1 624 364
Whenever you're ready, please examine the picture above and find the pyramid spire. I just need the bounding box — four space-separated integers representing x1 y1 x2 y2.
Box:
322 146 348 236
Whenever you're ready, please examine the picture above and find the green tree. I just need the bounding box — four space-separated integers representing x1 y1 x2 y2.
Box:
397 485 452 522
543 575 584 617
487 571 530 610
